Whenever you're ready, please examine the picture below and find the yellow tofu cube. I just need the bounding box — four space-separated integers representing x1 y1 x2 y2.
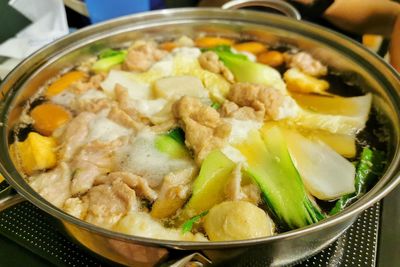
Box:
10 132 57 175
284 68 329 95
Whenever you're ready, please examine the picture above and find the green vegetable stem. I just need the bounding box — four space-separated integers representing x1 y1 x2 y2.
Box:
91 49 127 72
205 45 286 91
330 147 384 215
237 127 325 230
181 210 209 233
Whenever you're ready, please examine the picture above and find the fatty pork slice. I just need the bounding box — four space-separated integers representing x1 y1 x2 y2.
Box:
84 180 138 229
151 167 197 219
95 172 158 202
29 162 71 208
57 112 96 161
227 82 299 121
65 171 157 228
70 138 126 196
172 96 231 164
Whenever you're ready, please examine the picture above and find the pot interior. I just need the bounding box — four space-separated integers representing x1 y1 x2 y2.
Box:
0 8 400 248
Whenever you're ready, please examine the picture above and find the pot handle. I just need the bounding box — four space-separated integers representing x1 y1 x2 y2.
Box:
222 0 301 20
0 181 25 212
167 252 211 267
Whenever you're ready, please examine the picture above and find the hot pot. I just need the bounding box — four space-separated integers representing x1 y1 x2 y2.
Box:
0 3 400 266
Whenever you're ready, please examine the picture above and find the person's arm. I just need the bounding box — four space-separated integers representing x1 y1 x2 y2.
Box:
390 14 400 72
323 0 400 37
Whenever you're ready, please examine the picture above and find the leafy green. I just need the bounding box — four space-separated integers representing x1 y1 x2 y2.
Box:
166 128 185 145
181 150 236 219
236 127 325 230
99 48 126 59
204 45 248 60
205 45 286 91
210 102 221 110
91 49 127 72
330 147 384 215
181 210 209 233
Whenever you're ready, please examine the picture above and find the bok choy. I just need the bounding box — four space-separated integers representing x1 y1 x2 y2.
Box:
236 126 325 230
284 128 356 201
92 49 127 72
206 46 286 92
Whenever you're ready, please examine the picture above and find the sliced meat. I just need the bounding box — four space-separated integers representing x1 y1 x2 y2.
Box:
63 197 88 219
108 105 145 131
95 172 158 202
114 84 151 126
172 96 231 163
58 112 96 160
70 139 123 196
225 164 246 201
71 73 106 94
150 119 177 133
198 51 234 83
84 180 138 228
74 98 111 114
220 100 264 121
224 164 261 205
29 162 71 208
228 82 299 121
151 167 197 218
123 42 167 72
284 51 328 77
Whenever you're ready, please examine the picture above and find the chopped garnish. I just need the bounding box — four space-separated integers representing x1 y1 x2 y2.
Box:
182 210 209 233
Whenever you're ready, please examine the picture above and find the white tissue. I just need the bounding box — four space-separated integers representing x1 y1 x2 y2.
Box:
0 0 68 61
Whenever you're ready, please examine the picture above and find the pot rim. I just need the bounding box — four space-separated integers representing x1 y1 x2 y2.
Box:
1 7 400 249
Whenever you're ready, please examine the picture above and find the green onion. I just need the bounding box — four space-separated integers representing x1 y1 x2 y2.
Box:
330 147 384 215
181 210 209 233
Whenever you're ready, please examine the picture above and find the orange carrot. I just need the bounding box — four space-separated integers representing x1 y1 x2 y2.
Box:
31 103 71 136
45 71 86 97
195 37 234 48
233 42 267 54
160 42 178 52
257 51 284 67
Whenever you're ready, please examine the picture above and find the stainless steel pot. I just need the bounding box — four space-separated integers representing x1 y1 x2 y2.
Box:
0 4 400 267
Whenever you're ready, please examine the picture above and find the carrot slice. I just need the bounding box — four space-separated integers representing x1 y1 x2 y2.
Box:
233 42 267 54
160 42 178 52
45 71 86 97
257 51 284 67
31 103 71 136
195 37 234 48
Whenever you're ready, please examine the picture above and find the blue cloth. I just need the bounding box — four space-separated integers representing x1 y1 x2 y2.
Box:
85 0 153 23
